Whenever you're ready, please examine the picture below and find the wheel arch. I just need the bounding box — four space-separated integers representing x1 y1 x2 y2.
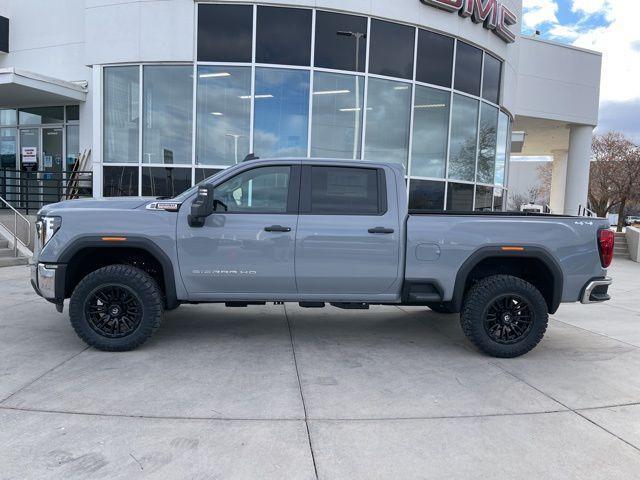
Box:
452 246 564 314
58 236 179 309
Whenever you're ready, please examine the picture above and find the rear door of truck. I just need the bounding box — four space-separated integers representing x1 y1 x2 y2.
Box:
295 164 401 295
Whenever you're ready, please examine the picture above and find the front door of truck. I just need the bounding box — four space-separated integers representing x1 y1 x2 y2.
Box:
177 164 299 297
295 165 401 295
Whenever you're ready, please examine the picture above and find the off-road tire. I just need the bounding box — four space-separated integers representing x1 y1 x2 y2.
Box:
460 275 548 358
69 265 163 351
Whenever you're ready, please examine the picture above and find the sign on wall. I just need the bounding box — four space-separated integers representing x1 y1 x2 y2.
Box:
21 147 38 171
420 0 518 44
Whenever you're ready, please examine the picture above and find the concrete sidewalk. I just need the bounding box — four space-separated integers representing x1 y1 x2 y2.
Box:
1 259 639 479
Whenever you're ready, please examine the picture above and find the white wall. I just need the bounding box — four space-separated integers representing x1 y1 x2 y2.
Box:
515 36 602 126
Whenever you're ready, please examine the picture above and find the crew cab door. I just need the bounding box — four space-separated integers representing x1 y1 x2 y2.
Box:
177 164 299 297
295 165 401 295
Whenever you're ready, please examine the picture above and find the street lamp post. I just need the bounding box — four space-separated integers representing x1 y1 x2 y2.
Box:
337 30 366 160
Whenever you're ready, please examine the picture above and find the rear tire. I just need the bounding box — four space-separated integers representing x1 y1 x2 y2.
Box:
460 275 548 358
69 265 164 351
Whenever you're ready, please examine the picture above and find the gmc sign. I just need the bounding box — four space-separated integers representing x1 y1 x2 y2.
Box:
420 0 518 44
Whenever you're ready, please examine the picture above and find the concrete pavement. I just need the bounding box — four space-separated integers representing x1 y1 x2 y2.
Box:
1 259 639 479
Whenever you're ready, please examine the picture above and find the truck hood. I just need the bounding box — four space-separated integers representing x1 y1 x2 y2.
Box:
38 197 154 216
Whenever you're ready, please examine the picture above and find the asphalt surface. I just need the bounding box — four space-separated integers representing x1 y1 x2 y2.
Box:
1 258 639 479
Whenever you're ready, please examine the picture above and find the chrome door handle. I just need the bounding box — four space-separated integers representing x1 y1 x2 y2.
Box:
264 225 291 232
368 227 394 234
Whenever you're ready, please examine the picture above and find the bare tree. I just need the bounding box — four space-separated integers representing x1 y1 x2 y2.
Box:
536 162 552 204
588 132 640 231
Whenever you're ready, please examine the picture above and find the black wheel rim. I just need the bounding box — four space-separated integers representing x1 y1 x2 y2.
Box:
483 294 534 345
84 284 143 338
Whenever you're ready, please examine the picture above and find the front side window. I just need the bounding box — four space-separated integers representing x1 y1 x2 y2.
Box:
214 166 291 213
310 166 380 215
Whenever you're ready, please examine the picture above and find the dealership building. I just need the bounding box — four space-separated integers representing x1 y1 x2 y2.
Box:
0 0 601 214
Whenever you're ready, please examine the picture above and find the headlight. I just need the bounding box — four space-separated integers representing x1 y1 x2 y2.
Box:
36 216 62 249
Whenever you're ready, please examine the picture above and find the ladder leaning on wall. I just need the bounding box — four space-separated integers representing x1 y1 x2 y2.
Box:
65 148 91 200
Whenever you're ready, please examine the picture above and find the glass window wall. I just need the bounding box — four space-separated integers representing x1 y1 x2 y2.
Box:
19 107 64 125
104 66 139 164
142 167 192 198
482 54 502 104
364 77 411 166
198 4 253 62
253 68 310 158
311 72 364 159
196 66 251 166
314 11 367 72
454 41 483 96
411 86 450 178
369 19 414 80
409 180 445 211
256 6 312 66
103 166 138 197
447 182 474 211
448 94 479 182
495 112 509 186
416 30 454 88
142 65 193 165
477 103 499 185
475 185 493 211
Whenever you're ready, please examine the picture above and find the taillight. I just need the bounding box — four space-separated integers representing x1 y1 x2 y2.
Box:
598 229 615 268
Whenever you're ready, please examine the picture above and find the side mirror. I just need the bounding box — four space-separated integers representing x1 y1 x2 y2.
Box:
188 184 214 228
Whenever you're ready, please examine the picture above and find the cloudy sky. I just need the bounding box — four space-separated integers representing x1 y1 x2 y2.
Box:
522 0 640 143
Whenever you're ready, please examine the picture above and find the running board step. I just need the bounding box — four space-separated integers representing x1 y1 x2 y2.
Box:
330 302 370 310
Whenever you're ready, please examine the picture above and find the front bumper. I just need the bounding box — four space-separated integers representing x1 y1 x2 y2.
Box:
581 277 613 304
31 262 65 302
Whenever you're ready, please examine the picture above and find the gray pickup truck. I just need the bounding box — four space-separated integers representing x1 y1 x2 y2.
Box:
31 158 614 358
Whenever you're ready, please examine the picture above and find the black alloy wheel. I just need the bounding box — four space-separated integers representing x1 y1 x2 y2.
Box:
85 284 143 338
483 294 534 345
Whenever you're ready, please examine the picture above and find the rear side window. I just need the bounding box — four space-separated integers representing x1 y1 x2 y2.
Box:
309 166 383 215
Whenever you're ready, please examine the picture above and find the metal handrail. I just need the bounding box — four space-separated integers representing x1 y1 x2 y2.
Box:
578 205 598 218
0 195 32 257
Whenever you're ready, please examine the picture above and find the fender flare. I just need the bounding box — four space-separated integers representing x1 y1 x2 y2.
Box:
451 246 564 314
58 236 179 309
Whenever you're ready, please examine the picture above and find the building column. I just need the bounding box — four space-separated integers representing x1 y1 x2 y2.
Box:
564 124 594 216
549 149 567 214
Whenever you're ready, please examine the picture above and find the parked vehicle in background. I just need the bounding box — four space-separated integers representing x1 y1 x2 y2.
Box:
31 159 614 358
625 216 640 226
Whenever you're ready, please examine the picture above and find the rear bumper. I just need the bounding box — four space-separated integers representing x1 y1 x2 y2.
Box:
581 277 612 304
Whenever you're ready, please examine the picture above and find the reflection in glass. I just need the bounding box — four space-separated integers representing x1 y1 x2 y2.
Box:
314 11 367 72
214 166 290 213
143 66 193 165
196 66 251 166
19 107 64 125
197 4 253 62
142 167 192 198
195 168 222 184
0 127 16 169
477 103 498 184
104 66 139 163
364 78 411 167
66 105 80 122
495 112 509 185
493 188 504 211
369 19 414 80
409 180 445 211
256 6 312 66
103 166 138 197
66 125 80 170
454 41 483 96
475 185 493 211
416 30 454 88
311 72 364 159
447 182 474 211
448 94 479 182
0 109 16 126
254 68 310 158
411 87 450 178
482 54 502 104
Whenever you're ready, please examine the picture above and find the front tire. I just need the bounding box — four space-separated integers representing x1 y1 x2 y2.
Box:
460 275 548 358
69 265 163 351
